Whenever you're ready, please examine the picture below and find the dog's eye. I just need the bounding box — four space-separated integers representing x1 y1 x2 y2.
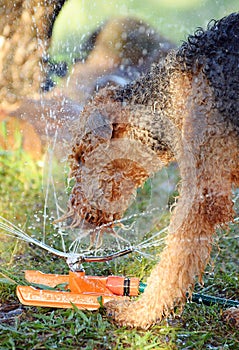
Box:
75 152 83 165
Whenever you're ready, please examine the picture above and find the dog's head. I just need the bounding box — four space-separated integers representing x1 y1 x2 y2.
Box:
58 87 163 238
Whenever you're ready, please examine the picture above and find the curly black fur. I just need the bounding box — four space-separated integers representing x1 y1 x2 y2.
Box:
177 12 239 129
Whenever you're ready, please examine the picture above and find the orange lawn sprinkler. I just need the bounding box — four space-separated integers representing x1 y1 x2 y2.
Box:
16 248 239 310
17 248 142 310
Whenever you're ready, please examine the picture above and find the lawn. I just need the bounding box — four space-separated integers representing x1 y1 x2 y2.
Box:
0 1 239 349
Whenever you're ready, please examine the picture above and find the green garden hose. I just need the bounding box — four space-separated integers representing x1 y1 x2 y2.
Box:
139 282 239 308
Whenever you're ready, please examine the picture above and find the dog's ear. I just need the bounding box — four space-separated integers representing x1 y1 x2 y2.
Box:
85 112 113 141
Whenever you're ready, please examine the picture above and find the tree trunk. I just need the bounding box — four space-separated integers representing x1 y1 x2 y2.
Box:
0 0 65 111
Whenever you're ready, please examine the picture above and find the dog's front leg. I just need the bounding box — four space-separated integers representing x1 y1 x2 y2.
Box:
106 126 235 329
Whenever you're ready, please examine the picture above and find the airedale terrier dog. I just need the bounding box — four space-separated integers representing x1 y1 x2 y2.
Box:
62 13 239 328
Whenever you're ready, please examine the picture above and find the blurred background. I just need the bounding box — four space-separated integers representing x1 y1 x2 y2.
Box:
50 0 239 61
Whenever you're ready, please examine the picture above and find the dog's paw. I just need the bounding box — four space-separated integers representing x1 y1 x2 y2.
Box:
105 299 159 329
223 307 239 327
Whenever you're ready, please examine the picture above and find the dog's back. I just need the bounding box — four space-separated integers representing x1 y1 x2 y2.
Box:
177 12 239 132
